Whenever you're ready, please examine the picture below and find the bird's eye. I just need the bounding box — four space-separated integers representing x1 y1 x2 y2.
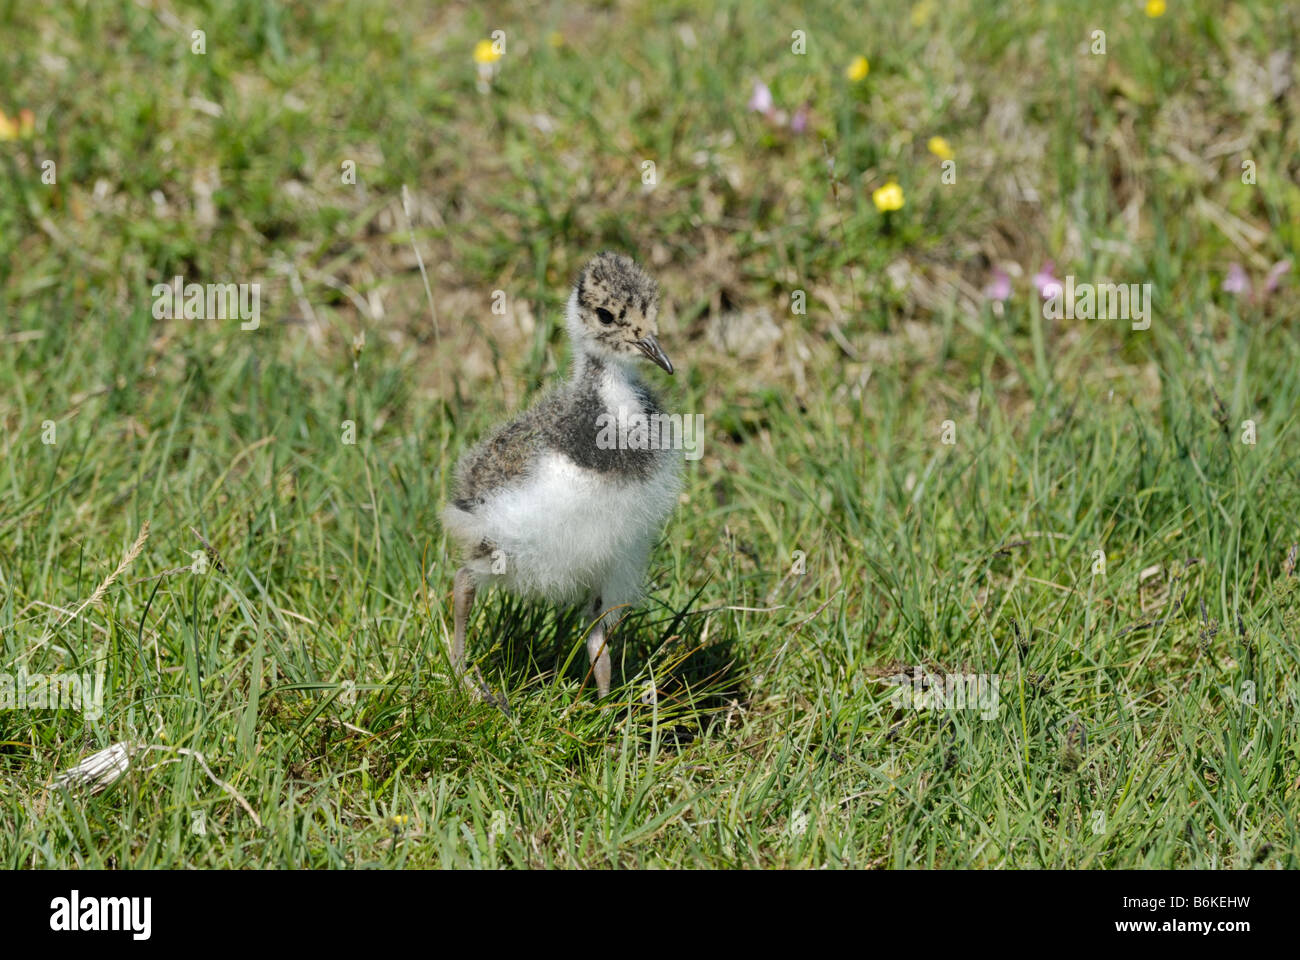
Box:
596 308 615 325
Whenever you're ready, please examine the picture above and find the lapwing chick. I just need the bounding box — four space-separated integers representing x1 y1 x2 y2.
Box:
442 252 682 697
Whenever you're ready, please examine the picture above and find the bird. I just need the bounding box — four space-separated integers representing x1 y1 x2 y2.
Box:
442 252 682 697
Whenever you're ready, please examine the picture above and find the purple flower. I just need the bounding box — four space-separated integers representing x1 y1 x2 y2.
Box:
1032 261 1062 300
791 104 809 134
747 82 773 115
1223 263 1250 296
1264 259 1291 293
984 268 1011 302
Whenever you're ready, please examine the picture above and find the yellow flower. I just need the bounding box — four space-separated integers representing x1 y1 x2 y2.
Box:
474 39 502 64
872 181 905 212
927 136 954 161
0 109 31 140
1145 0 1165 16
911 0 935 27
845 56 869 82
548 31 564 48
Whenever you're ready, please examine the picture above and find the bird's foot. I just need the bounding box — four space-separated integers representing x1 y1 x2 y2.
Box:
466 666 512 717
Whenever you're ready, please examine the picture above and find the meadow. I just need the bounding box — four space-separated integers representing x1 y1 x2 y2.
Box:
1 0 1298 868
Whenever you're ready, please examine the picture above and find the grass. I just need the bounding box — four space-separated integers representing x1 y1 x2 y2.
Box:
1 0 1298 868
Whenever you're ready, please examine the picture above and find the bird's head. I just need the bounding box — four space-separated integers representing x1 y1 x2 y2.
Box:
566 252 672 374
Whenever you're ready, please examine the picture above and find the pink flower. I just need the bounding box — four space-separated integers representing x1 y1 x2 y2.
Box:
984 268 1011 302
1032 261 1062 300
747 82 773 115
1264 259 1291 293
1223 263 1250 296
791 104 809 134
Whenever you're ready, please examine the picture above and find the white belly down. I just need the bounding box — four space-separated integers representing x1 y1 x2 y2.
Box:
444 451 681 604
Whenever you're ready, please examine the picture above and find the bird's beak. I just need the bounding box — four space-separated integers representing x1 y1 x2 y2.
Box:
635 334 674 375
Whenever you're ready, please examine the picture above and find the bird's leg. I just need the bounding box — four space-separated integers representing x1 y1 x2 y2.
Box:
586 594 612 698
452 566 477 681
